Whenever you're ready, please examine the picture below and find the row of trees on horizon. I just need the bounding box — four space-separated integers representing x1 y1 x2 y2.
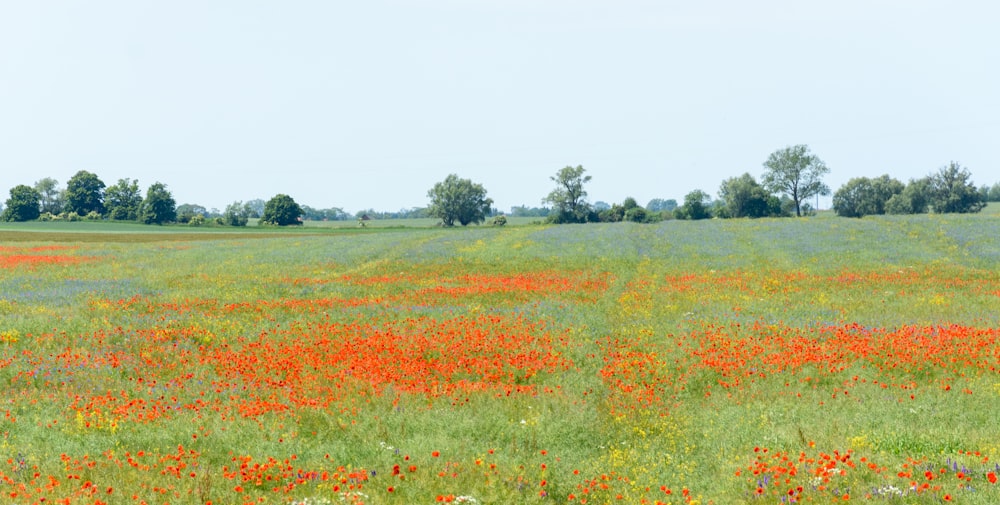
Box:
2 145 997 226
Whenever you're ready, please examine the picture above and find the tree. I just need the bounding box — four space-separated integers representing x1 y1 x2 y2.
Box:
928 162 986 214
426 174 494 227
543 165 593 223
175 204 208 223
64 170 106 216
244 199 265 218
761 145 831 217
987 182 1000 202
599 203 626 222
139 182 176 224
1 185 42 222
105 178 143 221
34 177 64 215
222 201 250 226
832 175 904 218
646 198 677 213
301 205 350 221
718 173 782 218
885 177 932 215
509 205 550 218
260 194 303 225
624 206 649 223
675 190 712 220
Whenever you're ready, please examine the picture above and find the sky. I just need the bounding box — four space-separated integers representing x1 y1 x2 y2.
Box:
2 1 998 214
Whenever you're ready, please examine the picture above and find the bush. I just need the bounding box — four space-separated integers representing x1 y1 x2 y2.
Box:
491 215 507 227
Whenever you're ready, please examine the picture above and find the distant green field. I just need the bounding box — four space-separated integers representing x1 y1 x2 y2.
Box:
2 209 999 504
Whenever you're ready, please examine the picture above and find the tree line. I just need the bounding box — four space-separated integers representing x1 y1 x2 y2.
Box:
0 171 307 226
3 145 997 226
423 145 995 226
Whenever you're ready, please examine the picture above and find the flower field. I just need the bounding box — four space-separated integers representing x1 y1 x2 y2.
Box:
2 211 1000 504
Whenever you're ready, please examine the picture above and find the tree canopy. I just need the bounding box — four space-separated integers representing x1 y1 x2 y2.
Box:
222 201 251 226
675 189 712 220
34 177 64 215
885 178 931 215
543 165 593 223
832 175 904 218
1 185 42 222
718 173 782 218
260 194 303 225
105 178 143 221
140 182 177 224
64 170 106 216
761 145 830 217
426 174 494 227
929 162 986 214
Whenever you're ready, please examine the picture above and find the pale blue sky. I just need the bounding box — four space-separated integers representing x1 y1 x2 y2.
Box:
2 1 998 214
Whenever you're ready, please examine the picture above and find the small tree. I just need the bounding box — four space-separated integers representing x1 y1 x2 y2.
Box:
986 182 1000 202
624 206 649 223
1 185 42 222
64 170 106 216
260 194 303 226
222 201 250 226
761 145 831 217
675 190 712 220
140 182 177 224
244 199 265 218
929 162 986 214
34 177 64 215
105 178 143 221
426 174 494 227
646 198 677 213
543 165 593 223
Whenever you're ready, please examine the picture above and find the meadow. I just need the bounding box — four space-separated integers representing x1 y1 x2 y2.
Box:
1 209 999 504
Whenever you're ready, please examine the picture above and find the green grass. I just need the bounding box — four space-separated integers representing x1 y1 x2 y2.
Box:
2 211 1000 504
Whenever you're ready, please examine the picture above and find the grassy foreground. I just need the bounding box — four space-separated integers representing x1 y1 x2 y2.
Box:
2 211 1000 504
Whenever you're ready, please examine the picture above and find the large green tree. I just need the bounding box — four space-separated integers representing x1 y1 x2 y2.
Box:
1 185 42 222
139 182 176 224
105 178 143 221
718 173 782 218
260 194 303 226
64 170 106 216
832 175 904 218
761 145 830 217
929 162 986 214
34 177 64 215
426 174 494 227
543 165 593 223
